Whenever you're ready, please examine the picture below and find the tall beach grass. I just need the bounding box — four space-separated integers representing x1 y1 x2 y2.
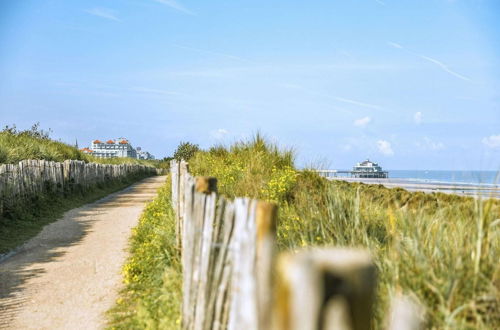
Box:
189 136 499 329
109 135 499 329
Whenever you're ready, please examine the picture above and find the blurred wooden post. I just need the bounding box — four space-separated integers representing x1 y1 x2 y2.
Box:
227 199 277 330
182 176 217 330
193 176 218 330
387 295 425 330
205 197 233 330
275 248 376 330
178 160 189 248
170 160 180 245
255 201 277 330
170 160 179 212
170 159 190 250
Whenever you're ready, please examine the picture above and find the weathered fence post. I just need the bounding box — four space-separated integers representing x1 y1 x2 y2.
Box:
170 160 180 216
387 295 425 330
275 248 376 330
182 176 217 330
170 159 190 249
224 199 277 330
178 160 189 248
255 201 277 330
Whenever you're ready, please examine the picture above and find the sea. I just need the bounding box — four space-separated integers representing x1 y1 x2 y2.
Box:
388 170 499 187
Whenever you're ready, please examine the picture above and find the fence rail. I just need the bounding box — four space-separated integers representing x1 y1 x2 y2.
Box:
0 159 158 217
170 160 424 330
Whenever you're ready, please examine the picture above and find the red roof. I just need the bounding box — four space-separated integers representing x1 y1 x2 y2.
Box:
119 140 128 144
80 148 93 153
93 140 102 144
106 140 115 144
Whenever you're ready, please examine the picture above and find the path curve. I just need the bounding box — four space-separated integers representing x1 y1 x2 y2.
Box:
0 175 166 329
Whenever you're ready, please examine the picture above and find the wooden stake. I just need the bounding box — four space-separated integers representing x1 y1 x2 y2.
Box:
275 248 376 330
195 176 218 194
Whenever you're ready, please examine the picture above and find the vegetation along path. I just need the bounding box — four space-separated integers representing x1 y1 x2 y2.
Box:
0 175 167 329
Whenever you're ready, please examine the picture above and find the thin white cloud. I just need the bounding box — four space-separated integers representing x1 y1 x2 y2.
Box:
388 41 472 82
374 0 386 6
333 96 381 110
130 87 180 96
417 55 472 82
416 137 445 151
377 140 394 156
277 84 381 112
354 116 371 127
482 135 500 149
342 144 352 151
210 128 229 140
387 41 403 49
154 0 195 15
173 44 252 63
414 111 422 124
85 8 120 21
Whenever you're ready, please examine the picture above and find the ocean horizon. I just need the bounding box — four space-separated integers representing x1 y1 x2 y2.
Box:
327 170 500 186
385 170 499 186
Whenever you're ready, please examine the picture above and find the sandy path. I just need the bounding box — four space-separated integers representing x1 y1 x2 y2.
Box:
0 176 166 330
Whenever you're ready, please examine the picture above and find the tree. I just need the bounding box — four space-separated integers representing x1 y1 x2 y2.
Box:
173 141 200 161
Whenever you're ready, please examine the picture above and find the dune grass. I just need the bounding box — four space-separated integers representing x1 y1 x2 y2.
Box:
107 178 182 329
189 136 500 329
109 135 499 329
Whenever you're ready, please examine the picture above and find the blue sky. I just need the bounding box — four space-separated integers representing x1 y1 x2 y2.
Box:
0 0 499 170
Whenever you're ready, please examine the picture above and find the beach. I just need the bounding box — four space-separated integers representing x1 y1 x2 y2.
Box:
328 177 500 199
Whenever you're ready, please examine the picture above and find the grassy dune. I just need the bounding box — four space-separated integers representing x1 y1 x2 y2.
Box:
191 136 500 329
110 136 499 329
0 130 159 167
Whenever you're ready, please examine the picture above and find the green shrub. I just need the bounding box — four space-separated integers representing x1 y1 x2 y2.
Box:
173 141 200 161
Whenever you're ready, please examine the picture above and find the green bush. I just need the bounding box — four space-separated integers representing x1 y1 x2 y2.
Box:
173 141 200 161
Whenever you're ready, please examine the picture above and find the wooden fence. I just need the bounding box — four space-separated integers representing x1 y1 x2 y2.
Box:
170 160 425 330
0 159 158 217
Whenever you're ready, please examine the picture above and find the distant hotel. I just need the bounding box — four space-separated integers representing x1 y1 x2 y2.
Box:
351 159 388 178
316 159 389 179
80 138 155 160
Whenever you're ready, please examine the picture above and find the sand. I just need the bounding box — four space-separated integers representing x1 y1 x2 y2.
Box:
328 177 500 199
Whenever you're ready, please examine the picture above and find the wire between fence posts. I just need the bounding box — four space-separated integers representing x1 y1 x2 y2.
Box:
274 248 376 330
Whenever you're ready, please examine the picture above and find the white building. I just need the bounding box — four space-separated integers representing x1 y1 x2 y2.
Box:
81 138 154 159
352 159 388 178
136 147 155 160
